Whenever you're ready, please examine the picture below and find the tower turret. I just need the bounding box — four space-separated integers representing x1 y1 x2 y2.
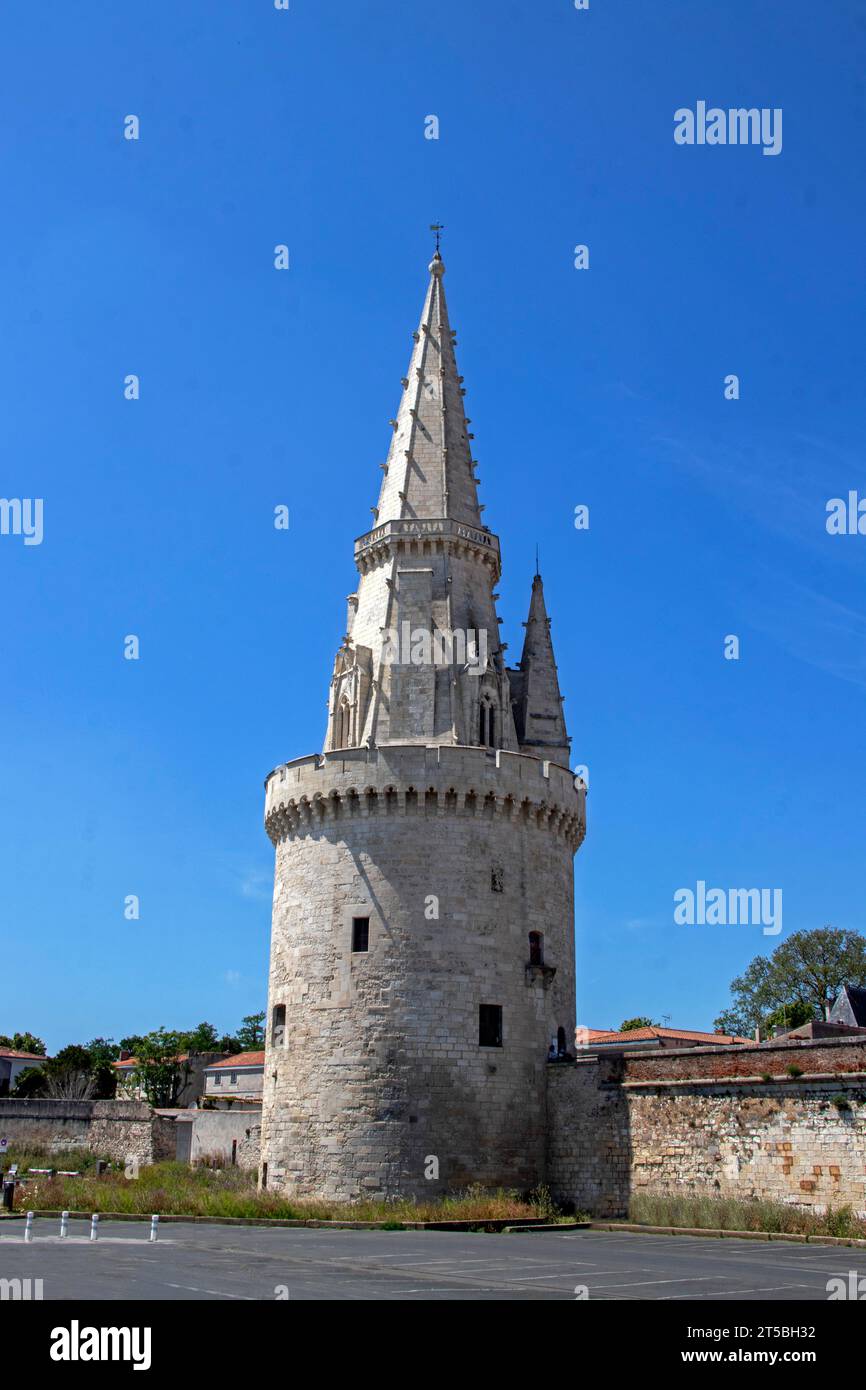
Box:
261 246 586 1201
511 572 572 768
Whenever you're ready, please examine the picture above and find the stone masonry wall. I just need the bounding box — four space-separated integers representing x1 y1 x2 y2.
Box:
547 1040 866 1217
262 744 583 1200
0 1099 175 1166
187 1110 261 1170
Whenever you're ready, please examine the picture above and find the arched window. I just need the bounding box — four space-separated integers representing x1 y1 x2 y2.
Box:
336 697 351 748
479 696 497 748
529 932 544 967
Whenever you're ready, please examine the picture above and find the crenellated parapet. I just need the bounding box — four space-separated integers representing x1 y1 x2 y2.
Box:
264 743 585 851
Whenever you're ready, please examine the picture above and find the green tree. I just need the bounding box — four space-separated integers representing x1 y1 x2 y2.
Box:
764 1000 815 1034
714 927 866 1035
181 1022 220 1053
235 1012 266 1050
619 1017 656 1032
9 1066 47 1098
83 1038 120 1097
13 1045 102 1100
128 1029 191 1107
0 1031 46 1055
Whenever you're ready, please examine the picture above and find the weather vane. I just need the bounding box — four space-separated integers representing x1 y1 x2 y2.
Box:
430 222 445 254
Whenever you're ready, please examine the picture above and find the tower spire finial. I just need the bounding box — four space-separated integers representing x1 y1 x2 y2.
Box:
429 222 445 256
535 544 540 578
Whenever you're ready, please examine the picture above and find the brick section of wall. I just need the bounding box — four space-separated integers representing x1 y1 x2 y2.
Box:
0 1099 173 1166
623 1036 866 1083
547 1041 866 1218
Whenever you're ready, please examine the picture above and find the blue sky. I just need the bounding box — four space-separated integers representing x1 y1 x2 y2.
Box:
1 1 864 1051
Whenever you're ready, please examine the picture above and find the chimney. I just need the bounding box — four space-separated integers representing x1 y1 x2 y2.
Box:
754 1026 762 1044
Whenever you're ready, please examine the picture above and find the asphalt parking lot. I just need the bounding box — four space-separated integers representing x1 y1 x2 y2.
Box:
1 1218 864 1300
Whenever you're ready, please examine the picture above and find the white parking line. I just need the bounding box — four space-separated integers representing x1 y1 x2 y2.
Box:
164 1283 257 1300
661 1282 814 1300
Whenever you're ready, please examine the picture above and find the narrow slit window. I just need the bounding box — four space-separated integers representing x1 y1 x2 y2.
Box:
352 916 370 952
529 931 544 967
271 1003 286 1047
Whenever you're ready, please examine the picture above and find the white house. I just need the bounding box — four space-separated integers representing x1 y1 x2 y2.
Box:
0 1047 48 1096
201 1051 264 1107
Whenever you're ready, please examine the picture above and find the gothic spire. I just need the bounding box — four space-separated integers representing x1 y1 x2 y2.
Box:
373 253 483 529
323 247 517 754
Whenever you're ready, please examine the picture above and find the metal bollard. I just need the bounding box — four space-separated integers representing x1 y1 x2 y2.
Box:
89 1212 99 1242
60 1210 69 1238
149 1214 159 1244
24 1211 33 1242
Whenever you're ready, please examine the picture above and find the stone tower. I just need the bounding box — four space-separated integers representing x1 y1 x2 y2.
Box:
260 249 586 1200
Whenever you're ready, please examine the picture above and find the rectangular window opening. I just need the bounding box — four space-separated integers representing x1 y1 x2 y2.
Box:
352 916 370 952
479 1004 503 1048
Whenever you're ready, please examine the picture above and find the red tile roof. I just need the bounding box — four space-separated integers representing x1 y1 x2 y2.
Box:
0 1048 47 1061
207 1051 265 1070
112 1053 191 1069
579 1026 752 1046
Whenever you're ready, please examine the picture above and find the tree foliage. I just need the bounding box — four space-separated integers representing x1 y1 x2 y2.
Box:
0 1031 46 1055
714 928 866 1035
235 1012 266 1049
11 1041 118 1100
127 1029 192 1108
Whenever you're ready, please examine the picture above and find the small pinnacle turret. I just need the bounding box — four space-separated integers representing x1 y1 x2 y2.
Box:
511 573 572 768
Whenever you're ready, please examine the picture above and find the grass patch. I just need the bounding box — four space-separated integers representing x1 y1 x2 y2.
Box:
629 1192 866 1240
4 1149 566 1225
1 1146 108 1176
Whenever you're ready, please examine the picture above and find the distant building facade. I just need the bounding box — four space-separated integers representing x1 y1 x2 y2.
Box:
0 1049 47 1097
576 1026 751 1054
202 1052 264 1107
113 1052 230 1108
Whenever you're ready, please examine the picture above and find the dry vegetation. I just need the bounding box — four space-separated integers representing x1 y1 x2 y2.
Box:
630 1191 866 1240
4 1149 563 1225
